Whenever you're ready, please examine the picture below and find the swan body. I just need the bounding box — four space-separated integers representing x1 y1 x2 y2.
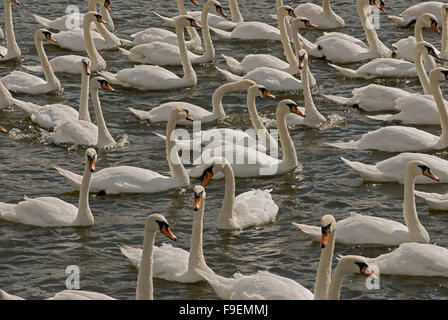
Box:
99 16 200 91
294 0 345 29
415 190 448 211
0 0 20 61
2 29 61 94
129 79 255 125
388 2 443 28
50 77 116 147
0 149 97 227
55 107 192 195
326 67 448 152
209 22 282 41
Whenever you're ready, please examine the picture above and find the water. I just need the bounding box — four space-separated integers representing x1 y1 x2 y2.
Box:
1 0 448 300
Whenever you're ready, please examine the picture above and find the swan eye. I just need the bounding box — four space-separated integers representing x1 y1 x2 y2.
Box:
321 223 331 234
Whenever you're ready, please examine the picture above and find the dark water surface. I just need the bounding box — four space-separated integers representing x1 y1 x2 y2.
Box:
1 0 448 300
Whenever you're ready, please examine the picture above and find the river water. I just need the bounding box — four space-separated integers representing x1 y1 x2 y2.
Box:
1 0 447 300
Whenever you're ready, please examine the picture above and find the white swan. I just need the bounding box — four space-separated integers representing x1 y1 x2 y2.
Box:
294 160 438 245
199 157 278 229
49 77 116 147
13 58 92 129
0 213 178 300
128 79 255 125
294 0 345 29
391 12 440 69
326 67 448 152
441 4 448 59
33 0 114 32
188 99 303 179
1 29 61 94
196 215 374 300
55 106 192 195
119 185 214 283
129 0 202 50
0 0 20 61
341 153 448 184
415 190 448 211
0 75 14 110
119 0 226 66
23 12 108 74
328 42 438 79
187 0 243 30
314 0 392 64
0 148 97 227
365 242 448 277
215 17 318 91
99 16 200 91
388 1 443 28
221 6 300 75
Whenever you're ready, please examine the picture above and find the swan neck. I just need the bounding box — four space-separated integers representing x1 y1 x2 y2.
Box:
443 13 448 56
136 230 156 300
229 0 244 23
278 13 297 68
188 198 207 271
176 22 196 80
327 266 345 300
211 82 244 118
323 0 332 14
314 228 336 300
91 87 115 146
302 61 324 125
414 50 431 95
414 19 424 42
78 71 91 122
247 90 276 151
4 0 20 57
277 109 297 165
35 36 58 86
431 76 448 140
359 2 388 56
201 5 214 60
403 169 426 238
83 16 105 68
219 164 236 222
74 160 94 226
166 113 189 183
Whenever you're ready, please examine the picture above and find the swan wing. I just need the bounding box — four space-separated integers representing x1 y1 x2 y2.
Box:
49 290 115 300
230 22 281 41
114 65 181 90
356 58 416 78
50 120 98 146
130 28 178 45
146 101 212 124
399 2 443 18
244 67 302 91
128 42 199 65
2 71 46 93
31 104 79 129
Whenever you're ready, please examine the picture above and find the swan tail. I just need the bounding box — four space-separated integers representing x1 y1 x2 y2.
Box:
340 157 385 181
194 268 235 300
365 114 394 122
11 98 40 116
221 54 244 74
152 12 176 27
119 38 134 48
215 66 244 83
128 107 151 120
53 166 82 190
21 65 43 73
0 289 24 300
209 26 232 39
387 15 415 27
118 47 131 57
32 14 52 29
322 94 355 106
98 71 126 87
118 245 141 268
291 223 321 241
325 140 358 150
328 63 359 78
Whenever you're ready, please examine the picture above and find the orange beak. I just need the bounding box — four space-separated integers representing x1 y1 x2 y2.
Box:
46 34 57 43
193 196 202 211
305 21 318 28
11 0 19 5
290 11 298 19
0 125 7 133
217 6 227 17
424 169 439 182
292 105 305 117
263 90 276 99
101 82 115 92
320 230 330 248
298 57 305 70
375 2 386 14
186 114 194 121
88 158 96 172
84 64 91 76
432 22 441 34
201 171 213 187
0 52 4 58
360 265 375 278
190 0 199 5
97 17 107 24
104 0 111 13
190 20 202 29
161 224 177 241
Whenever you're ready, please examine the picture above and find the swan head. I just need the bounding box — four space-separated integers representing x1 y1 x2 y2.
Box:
248 84 276 100
291 17 318 29
171 106 194 123
297 49 309 70
0 124 7 133
278 5 297 19
207 0 226 18
320 214 336 249
414 41 440 60
9 0 19 5
103 0 111 13
36 29 57 43
442 3 448 17
418 13 440 34
81 58 91 76
91 77 115 92
190 0 199 5
429 67 448 86
407 160 439 182
176 15 202 29
193 185 206 211
336 255 375 277
199 157 229 187
145 214 177 241
85 148 97 173
368 0 386 14
85 12 107 25
278 99 305 118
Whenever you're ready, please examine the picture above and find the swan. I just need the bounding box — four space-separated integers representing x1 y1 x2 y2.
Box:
186 0 243 31
294 160 438 246
391 12 440 69
33 0 114 32
0 148 97 227
99 16 200 91
328 42 439 79
215 17 318 91
199 157 278 229
128 0 202 50
119 185 214 283
0 0 20 61
341 153 448 184
119 0 226 66
0 75 14 110
128 79 255 125
196 215 374 300
326 67 448 152
0 214 178 300
313 0 392 64
187 99 303 179
415 189 448 211
388 1 443 28
49 77 116 147
294 0 345 29
54 106 192 195
23 12 108 74
1 29 61 94
13 58 92 129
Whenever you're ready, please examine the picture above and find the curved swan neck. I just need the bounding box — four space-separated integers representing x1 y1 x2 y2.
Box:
302 60 325 125
403 169 428 240
358 1 390 56
314 227 336 300
83 15 106 69
218 163 236 222
177 0 201 47
211 81 247 118
73 159 94 226
414 49 431 95
4 0 20 58
277 109 298 165
229 0 243 23
322 0 332 14
414 19 425 42
176 21 196 81
247 90 276 151
91 86 115 146
431 76 448 140
78 71 91 122
443 13 448 57
327 265 346 300
35 35 59 87
136 229 156 300
278 10 297 69
166 113 189 183
200 4 215 61
188 198 207 271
